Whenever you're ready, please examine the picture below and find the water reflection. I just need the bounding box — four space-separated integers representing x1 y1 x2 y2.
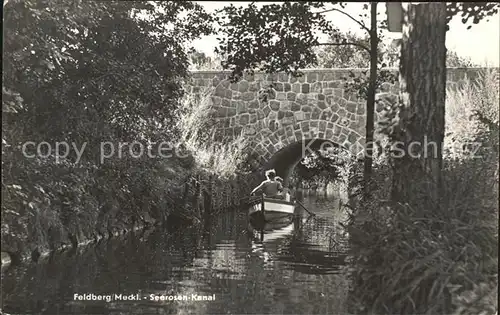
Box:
1 192 350 315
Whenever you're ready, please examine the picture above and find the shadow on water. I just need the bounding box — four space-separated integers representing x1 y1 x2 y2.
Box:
1 192 351 315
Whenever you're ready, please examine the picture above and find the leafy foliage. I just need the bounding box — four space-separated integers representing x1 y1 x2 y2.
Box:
214 2 403 80
215 2 356 81
446 2 500 29
292 147 350 187
214 1 498 88
2 0 214 256
3 1 214 153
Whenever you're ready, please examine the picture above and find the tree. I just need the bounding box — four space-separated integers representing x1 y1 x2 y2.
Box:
385 2 499 203
2 0 214 235
315 31 371 68
215 2 390 191
3 0 213 162
388 3 448 203
316 34 476 69
189 50 224 71
190 50 211 68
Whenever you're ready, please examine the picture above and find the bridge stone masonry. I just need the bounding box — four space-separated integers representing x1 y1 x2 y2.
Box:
186 68 494 179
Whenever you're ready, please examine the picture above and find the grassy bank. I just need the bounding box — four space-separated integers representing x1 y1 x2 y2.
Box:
177 86 251 179
347 69 499 314
1 139 197 262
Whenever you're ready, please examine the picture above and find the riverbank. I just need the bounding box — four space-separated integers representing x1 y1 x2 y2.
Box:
346 69 499 314
1 153 261 268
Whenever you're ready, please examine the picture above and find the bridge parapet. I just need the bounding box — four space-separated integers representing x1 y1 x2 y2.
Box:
186 67 497 169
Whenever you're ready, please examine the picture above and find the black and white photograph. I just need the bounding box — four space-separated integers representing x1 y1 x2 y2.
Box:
1 1 499 314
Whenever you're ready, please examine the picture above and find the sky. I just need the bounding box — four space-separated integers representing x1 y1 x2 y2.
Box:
192 2 500 66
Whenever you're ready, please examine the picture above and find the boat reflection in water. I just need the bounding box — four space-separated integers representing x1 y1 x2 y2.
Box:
248 215 304 242
247 217 298 266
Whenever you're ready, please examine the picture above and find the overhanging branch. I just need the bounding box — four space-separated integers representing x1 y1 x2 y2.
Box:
314 7 371 33
316 42 371 54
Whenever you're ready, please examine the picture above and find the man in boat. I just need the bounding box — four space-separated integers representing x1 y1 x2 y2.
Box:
250 169 284 199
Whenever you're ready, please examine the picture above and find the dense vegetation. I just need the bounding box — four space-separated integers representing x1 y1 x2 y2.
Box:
2 0 213 259
348 68 499 314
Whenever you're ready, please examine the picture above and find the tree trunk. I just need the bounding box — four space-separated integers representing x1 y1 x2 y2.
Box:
391 3 447 204
363 2 378 194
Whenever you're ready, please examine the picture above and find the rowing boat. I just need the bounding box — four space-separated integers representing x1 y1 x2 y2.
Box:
247 195 296 222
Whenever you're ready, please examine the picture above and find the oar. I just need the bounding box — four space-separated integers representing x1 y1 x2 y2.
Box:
295 200 316 217
240 194 261 204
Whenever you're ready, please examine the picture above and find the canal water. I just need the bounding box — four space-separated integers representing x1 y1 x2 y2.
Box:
1 192 351 315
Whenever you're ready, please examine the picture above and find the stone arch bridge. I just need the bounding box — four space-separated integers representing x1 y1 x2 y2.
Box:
186 68 490 181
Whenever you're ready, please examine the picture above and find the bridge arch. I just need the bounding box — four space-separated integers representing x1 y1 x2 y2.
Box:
261 139 348 186
244 120 364 184
185 68 493 181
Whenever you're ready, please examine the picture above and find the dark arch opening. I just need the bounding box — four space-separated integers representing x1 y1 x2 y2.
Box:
263 138 349 186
